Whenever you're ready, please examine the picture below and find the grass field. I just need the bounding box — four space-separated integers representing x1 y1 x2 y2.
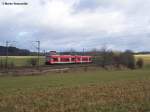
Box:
0 68 150 112
0 56 45 66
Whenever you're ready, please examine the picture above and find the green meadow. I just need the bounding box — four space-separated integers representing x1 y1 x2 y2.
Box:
0 56 45 66
0 68 149 112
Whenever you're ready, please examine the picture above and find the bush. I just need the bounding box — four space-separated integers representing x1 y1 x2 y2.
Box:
93 48 116 68
28 58 38 66
93 50 136 69
120 51 135 69
0 60 4 69
10 61 15 68
136 58 144 68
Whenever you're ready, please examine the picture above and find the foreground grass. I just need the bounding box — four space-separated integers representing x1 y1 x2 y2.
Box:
0 69 150 112
0 68 150 90
0 80 150 112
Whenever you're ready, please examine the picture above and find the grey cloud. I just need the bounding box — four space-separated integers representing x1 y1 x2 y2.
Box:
0 0 150 52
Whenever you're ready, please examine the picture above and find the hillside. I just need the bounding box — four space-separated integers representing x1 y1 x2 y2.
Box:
0 46 30 56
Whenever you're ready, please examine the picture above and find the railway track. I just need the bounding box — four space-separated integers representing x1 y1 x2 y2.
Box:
0 63 97 76
37 63 96 71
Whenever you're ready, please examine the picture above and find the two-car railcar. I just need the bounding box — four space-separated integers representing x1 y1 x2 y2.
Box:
46 52 92 64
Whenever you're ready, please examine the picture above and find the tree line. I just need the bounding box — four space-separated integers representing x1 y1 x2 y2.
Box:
0 46 44 56
0 46 30 56
92 49 144 69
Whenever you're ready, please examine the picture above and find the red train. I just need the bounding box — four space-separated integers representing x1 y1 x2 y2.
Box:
46 51 92 64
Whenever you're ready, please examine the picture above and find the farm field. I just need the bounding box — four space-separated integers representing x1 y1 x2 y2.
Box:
0 56 45 66
0 69 150 112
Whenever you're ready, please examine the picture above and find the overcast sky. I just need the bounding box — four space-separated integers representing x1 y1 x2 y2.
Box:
0 0 150 52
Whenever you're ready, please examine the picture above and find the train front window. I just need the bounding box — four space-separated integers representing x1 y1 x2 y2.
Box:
53 58 58 61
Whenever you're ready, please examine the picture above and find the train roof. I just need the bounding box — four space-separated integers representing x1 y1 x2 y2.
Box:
47 55 92 57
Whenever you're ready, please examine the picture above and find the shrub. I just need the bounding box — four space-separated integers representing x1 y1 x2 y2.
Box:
0 60 4 69
28 58 38 66
119 51 135 69
94 48 116 68
10 61 15 69
93 50 136 69
136 58 144 68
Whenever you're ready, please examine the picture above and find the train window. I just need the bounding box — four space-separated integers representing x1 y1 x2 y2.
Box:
53 58 58 61
77 58 80 61
82 58 88 61
61 58 70 62
72 58 75 61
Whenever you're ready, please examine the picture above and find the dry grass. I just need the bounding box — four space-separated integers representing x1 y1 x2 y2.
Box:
0 80 150 112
